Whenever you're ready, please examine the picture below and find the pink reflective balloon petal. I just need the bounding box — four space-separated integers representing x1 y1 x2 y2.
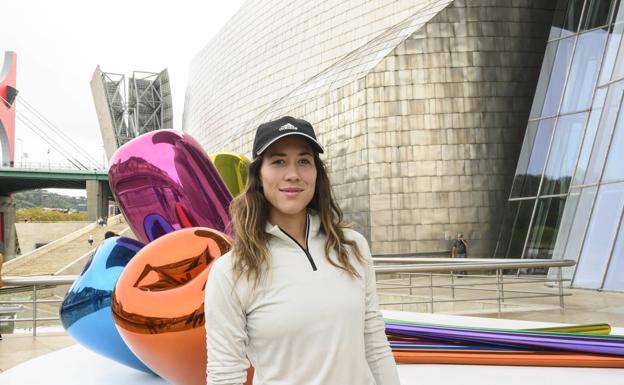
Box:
109 130 232 243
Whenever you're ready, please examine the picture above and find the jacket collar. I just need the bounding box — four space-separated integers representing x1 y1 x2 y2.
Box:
265 211 321 243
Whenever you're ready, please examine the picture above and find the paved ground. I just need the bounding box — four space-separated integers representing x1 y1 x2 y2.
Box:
1 230 623 373
479 285 624 325
1 217 131 372
377 274 624 326
0 333 73 372
2 283 623 373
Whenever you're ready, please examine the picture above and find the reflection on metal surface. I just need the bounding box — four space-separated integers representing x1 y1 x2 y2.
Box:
59 236 151 373
111 227 239 385
109 130 232 243
209 152 249 197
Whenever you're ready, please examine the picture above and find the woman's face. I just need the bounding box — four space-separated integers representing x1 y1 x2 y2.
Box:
260 136 317 223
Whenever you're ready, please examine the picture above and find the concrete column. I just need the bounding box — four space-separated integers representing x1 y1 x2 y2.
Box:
0 194 17 261
86 180 112 222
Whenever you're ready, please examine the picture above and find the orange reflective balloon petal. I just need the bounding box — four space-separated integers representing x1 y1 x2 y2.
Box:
112 228 253 385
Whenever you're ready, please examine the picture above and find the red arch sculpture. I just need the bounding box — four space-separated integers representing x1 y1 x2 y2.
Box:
0 51 17 167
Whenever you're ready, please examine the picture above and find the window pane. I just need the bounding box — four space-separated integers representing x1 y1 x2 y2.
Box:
494 201 519 258
561 186 597 279
510 121 538 197
511 119 555 198
525 119 555 197
573 87 607 185
552 188 581 260
581 0 614 30
542 38 575 117
542 113 587 195
598 22 624 85
603 99 624 181
573 182 624 288
549 0 571 40
584 80 624 184
609 0 621 24
529 43 558 119
524 197 567 259
616 0 624 23
613 26 624 80
561 30 608 113
548 188 581 282
603 210 624 290
561 0 586 37
553 188 581 259
494 199 535 259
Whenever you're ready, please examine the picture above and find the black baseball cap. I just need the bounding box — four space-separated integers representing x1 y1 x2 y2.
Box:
252 116 324 158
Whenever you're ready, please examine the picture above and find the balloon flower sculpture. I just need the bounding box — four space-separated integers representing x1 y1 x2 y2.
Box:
61 129 624 385
60 130 252 385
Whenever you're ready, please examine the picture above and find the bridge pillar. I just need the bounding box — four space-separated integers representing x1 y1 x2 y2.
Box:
0 194 17 261
86 180 112 222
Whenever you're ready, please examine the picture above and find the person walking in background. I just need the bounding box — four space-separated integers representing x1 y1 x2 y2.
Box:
451 233 468 258
88 234 94 246
451 233 468 277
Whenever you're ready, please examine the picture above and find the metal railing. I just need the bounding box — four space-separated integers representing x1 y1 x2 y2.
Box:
1 161 104 171
0 259 575 335
373 257 576 313
0 275 76 336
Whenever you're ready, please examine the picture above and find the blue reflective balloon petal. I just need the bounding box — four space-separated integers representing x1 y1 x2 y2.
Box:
60 236 152 373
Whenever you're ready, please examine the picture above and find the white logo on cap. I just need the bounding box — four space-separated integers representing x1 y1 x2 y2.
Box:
278 123 298 131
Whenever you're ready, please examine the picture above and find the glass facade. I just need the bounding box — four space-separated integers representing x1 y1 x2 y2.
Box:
498 0 624 291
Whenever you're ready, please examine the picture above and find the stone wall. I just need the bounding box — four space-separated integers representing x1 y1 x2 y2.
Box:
15 221 91 254
360 1 555 255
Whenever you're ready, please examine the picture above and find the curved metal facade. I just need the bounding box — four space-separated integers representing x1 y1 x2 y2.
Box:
184 0 556 257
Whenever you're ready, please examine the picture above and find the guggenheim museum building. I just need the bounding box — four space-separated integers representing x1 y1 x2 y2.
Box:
182 0 624 291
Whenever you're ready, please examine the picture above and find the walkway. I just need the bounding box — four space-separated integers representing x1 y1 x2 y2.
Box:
4 217 129 276
2 285 623 373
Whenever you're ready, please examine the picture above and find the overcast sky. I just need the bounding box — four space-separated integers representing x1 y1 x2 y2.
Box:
1 0 245 172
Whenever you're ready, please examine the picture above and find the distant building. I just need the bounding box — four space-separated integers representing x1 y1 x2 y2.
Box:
91 66 173 161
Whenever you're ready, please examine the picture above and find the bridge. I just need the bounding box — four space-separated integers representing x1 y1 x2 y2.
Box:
0 51 117 262
0 165 111 221
0 165 113 262
0 166 109 193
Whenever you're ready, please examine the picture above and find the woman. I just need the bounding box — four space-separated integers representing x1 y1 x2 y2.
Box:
205 116 400 385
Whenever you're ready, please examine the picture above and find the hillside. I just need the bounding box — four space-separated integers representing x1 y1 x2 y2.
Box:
14 189 87 211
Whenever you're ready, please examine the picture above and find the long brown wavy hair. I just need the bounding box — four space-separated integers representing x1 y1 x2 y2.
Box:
229 151 364 285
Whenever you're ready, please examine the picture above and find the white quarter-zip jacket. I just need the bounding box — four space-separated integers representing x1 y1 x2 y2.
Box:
205 213 400 385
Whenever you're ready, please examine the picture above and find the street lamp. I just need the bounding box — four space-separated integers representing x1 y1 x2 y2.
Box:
17 138 23 167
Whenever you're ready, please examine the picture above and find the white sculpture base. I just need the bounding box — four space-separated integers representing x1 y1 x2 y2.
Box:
1 311 622 385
